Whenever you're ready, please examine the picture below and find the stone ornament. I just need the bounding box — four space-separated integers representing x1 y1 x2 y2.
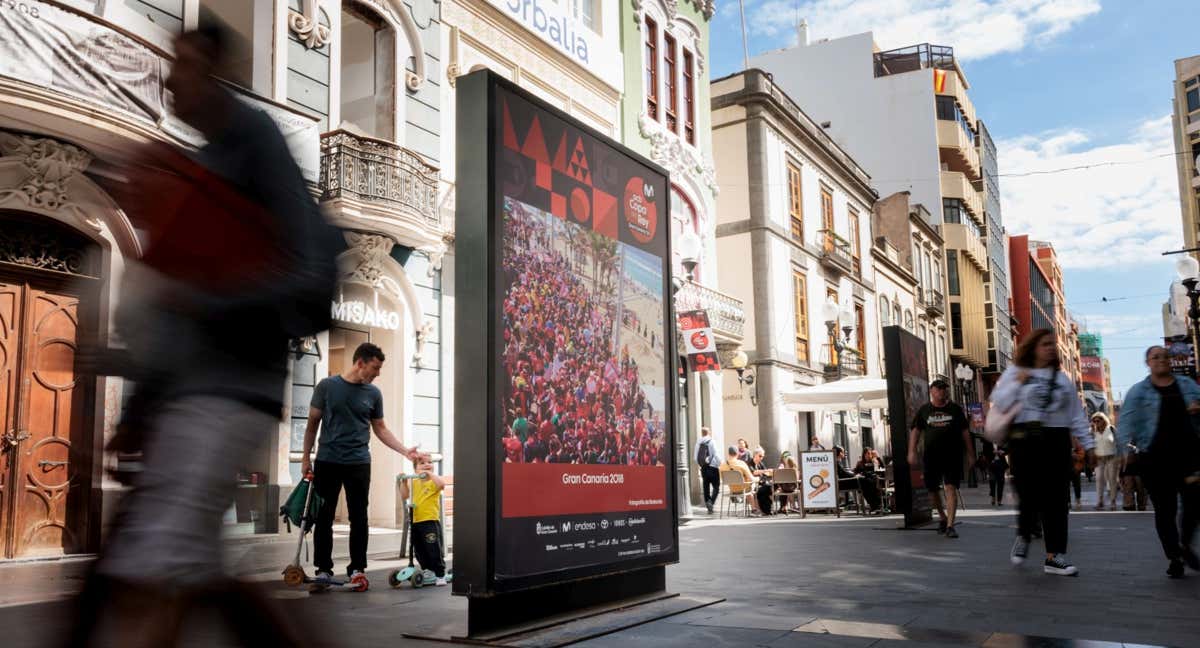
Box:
288 0 331 49
0 132 102 231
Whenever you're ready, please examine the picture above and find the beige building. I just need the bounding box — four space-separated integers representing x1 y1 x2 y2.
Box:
872 192 950 384
751 35 992 403
712 69 880 463
1173 55 1200 260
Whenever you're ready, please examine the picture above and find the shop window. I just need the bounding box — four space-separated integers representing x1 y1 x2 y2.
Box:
946 250 960 296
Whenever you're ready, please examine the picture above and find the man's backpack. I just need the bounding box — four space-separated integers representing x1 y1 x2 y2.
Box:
696 439 711 467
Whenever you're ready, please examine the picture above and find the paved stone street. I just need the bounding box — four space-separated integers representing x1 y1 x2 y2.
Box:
3 486 1198 647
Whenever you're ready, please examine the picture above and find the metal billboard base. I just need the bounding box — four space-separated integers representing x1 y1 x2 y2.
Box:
403 567 721 647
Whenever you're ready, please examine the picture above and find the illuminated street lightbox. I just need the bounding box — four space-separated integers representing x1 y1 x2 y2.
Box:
453 70 679 633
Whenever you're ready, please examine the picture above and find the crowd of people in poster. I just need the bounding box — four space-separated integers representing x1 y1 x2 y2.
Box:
500 197 668 468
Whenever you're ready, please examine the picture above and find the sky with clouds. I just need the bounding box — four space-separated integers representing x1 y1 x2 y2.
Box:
708 0 1200 397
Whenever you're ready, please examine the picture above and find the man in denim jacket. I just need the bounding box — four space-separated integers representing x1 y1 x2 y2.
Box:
1117 345 1200 578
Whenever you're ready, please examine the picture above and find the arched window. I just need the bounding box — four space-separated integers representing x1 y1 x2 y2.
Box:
340 1 396 140
893 303 902 328
905 309 914 330
880 296 890 326
671 186 701 279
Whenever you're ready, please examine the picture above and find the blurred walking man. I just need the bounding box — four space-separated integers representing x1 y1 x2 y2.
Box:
67 25 340 647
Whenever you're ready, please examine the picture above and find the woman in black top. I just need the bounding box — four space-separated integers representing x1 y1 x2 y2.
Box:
747 447 774 515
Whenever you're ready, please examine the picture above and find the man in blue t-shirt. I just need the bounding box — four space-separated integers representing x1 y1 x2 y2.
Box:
302 342 419 582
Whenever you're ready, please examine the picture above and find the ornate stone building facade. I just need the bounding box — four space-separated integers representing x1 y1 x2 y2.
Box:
0 0 446 556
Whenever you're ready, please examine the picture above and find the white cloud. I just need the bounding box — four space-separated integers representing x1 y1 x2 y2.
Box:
745 0 1100 61
997 114 1182 270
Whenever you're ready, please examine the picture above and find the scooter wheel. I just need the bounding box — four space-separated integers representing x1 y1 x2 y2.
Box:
349 573 369 592
411 573 424 588
282 565 305 587
444 570 453 583
388 569 403 589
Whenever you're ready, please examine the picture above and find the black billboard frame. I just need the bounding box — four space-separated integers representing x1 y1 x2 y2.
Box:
882 325 934 529
452 69 681 635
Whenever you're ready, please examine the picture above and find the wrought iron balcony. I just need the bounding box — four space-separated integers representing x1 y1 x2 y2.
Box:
319 129 441 230
919 286 946 317
821 345 865 379
674 280 746 345
818 229 855 275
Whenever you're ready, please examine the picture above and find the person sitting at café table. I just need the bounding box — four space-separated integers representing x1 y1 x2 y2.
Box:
837 446 882 513
855 448 884 474
776 452 801 512
747 446 774 515
720 445 758 512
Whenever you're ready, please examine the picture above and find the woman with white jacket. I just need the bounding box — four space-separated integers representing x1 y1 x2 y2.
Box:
990 329 1094 576
1090 412 1119 511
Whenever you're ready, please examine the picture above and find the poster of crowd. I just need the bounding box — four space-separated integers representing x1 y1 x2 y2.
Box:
489 82 677 581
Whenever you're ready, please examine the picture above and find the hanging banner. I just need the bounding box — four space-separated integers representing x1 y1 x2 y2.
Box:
799 451 838 512
679 309 720 372
1165 336 1196 379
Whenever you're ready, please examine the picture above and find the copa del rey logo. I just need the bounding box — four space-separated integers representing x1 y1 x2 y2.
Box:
623 177 657 244
500 0 590 64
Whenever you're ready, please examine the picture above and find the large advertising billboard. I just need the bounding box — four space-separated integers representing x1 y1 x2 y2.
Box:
1080 355 1107 417
454 72 678 594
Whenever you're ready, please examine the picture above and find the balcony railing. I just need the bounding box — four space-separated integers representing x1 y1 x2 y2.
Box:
319 129 441 227
674 280 746 345
919 286 945 316
821 345 865 379
818 229 855 275
874 43 956 77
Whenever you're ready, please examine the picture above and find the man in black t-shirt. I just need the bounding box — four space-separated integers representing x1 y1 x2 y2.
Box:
909 379 975 538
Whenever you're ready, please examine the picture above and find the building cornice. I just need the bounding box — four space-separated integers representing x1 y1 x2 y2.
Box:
712 69 876 202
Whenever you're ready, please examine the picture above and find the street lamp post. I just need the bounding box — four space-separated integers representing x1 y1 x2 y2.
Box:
822 297 857 450
1175 257 1200 374
675 231 703 521
955 363 977 488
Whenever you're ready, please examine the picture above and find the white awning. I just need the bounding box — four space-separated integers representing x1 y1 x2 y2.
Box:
779 376 889 411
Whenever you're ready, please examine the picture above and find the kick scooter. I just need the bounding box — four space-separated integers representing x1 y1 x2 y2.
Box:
387 473 453 588
280 471 369 593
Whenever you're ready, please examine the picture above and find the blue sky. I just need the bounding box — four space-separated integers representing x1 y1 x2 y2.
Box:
708 0 1200 397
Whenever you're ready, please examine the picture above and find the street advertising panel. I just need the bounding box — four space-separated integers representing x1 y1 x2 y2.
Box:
799 451 838 513
454 71 678 595
1080 356 1108 417
679 310 720 372
1165 336 1196 379
883 326 933 528
966 403 984 433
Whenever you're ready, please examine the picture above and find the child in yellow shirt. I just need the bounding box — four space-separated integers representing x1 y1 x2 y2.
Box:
400 453 447 586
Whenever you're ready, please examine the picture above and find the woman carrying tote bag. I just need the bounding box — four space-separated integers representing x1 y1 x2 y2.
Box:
989 329 1094 576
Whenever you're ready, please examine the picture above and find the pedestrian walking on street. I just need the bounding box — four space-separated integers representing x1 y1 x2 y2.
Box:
65 25 342 647
1091 413 1120 511
989 449 1009 506
1116 345 1200 578
1069 442 1085 510
908 379 974 538
695 427 722 514
302 343 421 585
991 329 1094 577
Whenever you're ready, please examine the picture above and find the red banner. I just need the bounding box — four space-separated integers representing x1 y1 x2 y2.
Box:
502 464 668 518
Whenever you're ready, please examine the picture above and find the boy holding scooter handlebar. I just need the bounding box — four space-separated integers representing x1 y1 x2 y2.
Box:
400 453 448 586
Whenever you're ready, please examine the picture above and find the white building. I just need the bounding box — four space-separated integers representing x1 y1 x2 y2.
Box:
752 31 991 401
712 69 879 464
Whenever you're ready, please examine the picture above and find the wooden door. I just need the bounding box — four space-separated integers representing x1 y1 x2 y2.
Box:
0 283 20 555
0 282 87 558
